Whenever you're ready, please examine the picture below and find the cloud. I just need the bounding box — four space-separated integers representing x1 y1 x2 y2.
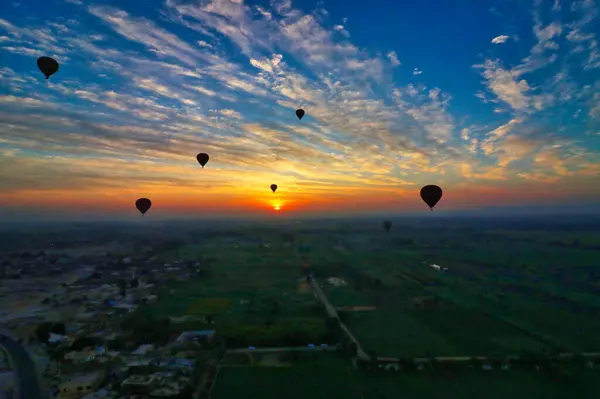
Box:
474 60 531 111
491 35 510 44
552 0 561 12
255 6 272 21
88 6 216 67
0 95 57 108
218 109 243 119
333 24 350 38
387 51 401 67
197 40 213 48
460 128 470 141
0 0 599 214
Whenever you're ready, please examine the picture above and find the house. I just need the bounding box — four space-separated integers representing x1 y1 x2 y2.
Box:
64 350 96 363
57 371 104 398
132 344 154 356
121 374 161 395
159 358 195 371
48 333 69 344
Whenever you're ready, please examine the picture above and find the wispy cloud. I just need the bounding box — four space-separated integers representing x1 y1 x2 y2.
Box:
0 0 598 215
491 35 510 44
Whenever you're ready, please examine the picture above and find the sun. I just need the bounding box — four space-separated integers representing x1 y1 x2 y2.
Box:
268 199 285 212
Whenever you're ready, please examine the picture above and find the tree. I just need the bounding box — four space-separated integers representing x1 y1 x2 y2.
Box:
34 324 51 344
106 336 126 351
117 279 127 296
131 317 171 345
50 323 66 336
50 345 69 362
70 337 98 351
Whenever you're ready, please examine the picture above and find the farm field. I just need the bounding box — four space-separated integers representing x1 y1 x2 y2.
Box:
112 215 600 398
212 354 357 399
7 215 600 398
131 236 328 345
319 218 600 358
212 354 600 399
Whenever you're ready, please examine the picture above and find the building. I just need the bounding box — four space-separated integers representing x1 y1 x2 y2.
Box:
64 350 96 363
132 344 154 356
57 371 104 399
121 374 161 395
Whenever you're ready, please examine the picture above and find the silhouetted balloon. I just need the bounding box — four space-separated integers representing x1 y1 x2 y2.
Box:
135 198 152 215
196 153 209 168
270 184 278 193
37 57 59 80
296 109 305 120
420 185 443 211
383 220 392 232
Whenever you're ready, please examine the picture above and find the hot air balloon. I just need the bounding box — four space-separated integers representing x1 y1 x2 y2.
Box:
270 184 278 193
135 198 152 215
196 153 209 168
420 185 443 211
37 56 59 80
296 109 305 120
383 220 392 232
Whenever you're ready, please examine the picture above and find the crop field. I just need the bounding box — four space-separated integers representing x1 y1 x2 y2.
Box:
213 352 600 399
133 236 329 343
9 215 600 399
324 224 600 357
358 368 600 399
212 354 356 399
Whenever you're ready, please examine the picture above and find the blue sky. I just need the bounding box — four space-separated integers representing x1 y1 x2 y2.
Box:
0 0 599 218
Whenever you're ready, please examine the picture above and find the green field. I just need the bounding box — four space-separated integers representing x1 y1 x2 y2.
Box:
212 353 600 399
321 224 600 358
131 238 328 345
7 217 600 398
133 223 600 356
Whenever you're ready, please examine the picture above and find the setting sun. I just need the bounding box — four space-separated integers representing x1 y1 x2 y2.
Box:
270 199 284 212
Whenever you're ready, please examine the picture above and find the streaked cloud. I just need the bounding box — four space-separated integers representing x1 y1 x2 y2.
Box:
491 35 510 44
0 0 598 216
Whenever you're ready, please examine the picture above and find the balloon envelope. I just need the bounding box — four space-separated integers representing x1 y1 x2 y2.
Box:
37 56 59 79
196 153 209 168
270 184 278 193
420 185 443 210
296 109 305 120
383 221 392 232
135 198 152 215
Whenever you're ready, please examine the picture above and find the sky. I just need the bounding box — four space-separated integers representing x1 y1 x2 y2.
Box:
0 0 599 220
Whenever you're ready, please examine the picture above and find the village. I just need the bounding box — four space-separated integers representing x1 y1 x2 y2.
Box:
0 248 222 399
